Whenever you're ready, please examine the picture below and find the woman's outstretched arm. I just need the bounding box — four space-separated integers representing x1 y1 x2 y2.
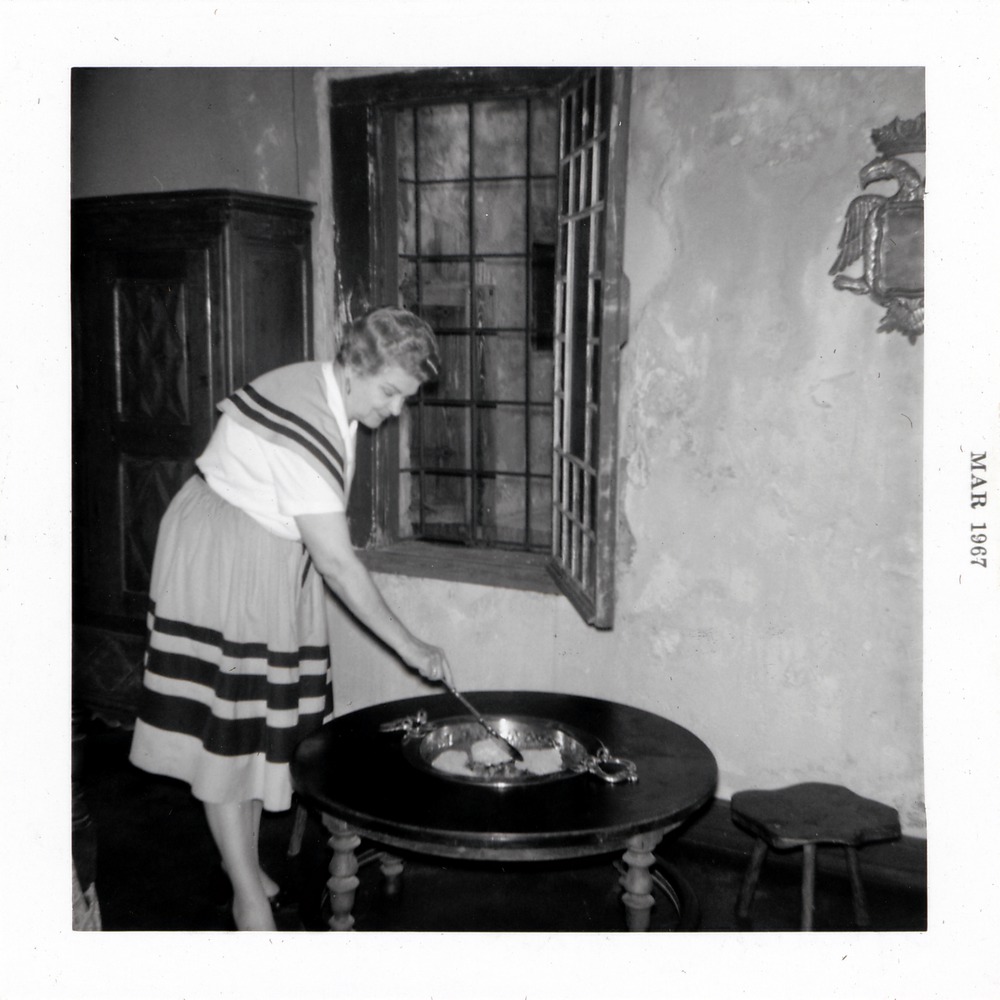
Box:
296 511 448 682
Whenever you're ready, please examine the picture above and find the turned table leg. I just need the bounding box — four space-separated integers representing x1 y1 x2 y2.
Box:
322 816 361 931
620 830 665 931
379 852 405 896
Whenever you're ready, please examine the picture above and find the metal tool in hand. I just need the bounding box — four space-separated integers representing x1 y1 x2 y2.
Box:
440 669 524 762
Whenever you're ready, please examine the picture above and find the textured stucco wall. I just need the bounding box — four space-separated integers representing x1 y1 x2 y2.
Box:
72 66 926 834
615 67 924 829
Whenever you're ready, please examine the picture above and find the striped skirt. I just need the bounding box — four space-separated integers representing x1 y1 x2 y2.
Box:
128 475 332 811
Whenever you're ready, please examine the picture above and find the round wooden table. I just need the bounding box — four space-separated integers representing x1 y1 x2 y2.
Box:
290 690 717 931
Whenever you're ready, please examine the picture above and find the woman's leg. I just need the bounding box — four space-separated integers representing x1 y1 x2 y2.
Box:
249 799 280 899
217 802 281 900
204 800 276 931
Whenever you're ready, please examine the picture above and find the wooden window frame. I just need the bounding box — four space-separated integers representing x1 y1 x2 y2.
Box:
330 68 630 626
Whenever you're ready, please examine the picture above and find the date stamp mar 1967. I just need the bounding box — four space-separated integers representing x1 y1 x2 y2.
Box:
969 451 987 568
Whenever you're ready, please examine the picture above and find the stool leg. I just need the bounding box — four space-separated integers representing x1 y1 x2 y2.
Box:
736 839 768 920
800 843 816 931
322 816 361 931
379 852 404 896
620 830 664 931
844 846 870 927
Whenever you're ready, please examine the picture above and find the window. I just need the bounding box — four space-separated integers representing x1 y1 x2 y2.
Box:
331 68 630 628
396 94 558 552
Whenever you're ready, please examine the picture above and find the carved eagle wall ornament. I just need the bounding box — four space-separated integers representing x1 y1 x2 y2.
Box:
829 155 924 342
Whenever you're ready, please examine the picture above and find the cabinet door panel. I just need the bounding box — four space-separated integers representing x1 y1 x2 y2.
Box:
75 247 213 620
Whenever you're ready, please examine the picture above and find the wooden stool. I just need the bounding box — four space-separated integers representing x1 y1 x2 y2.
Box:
731 782 901 931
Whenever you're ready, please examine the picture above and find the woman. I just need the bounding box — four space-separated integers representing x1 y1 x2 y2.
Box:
129 307 450 931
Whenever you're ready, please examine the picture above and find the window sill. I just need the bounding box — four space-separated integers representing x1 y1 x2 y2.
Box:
357 540 561 595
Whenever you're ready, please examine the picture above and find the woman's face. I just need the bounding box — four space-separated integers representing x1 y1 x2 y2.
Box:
347 362 422 429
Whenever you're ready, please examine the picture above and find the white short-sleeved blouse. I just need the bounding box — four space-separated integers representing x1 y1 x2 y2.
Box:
197 362 357 541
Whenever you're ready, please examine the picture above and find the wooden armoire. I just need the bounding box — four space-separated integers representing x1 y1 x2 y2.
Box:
71 190 315 725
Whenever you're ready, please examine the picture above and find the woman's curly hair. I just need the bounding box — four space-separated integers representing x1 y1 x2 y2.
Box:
336 307 440 384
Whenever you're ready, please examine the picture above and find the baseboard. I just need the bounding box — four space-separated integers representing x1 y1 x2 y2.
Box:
667 798 927 893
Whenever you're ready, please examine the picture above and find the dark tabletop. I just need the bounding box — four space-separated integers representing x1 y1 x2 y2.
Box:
291 691 718 861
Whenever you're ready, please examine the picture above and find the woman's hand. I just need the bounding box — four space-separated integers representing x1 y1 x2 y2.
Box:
403 639 450 684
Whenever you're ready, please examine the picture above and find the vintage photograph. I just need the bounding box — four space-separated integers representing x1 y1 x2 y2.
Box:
69 64 926 935
3 3 999 999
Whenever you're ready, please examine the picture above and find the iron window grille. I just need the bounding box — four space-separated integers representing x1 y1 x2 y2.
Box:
330 67 630 628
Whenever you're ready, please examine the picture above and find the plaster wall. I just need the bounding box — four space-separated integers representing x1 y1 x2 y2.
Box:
71 66 926 834
615 67 925 831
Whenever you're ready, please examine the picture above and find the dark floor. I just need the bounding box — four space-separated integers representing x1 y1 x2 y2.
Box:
75 719 926 933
